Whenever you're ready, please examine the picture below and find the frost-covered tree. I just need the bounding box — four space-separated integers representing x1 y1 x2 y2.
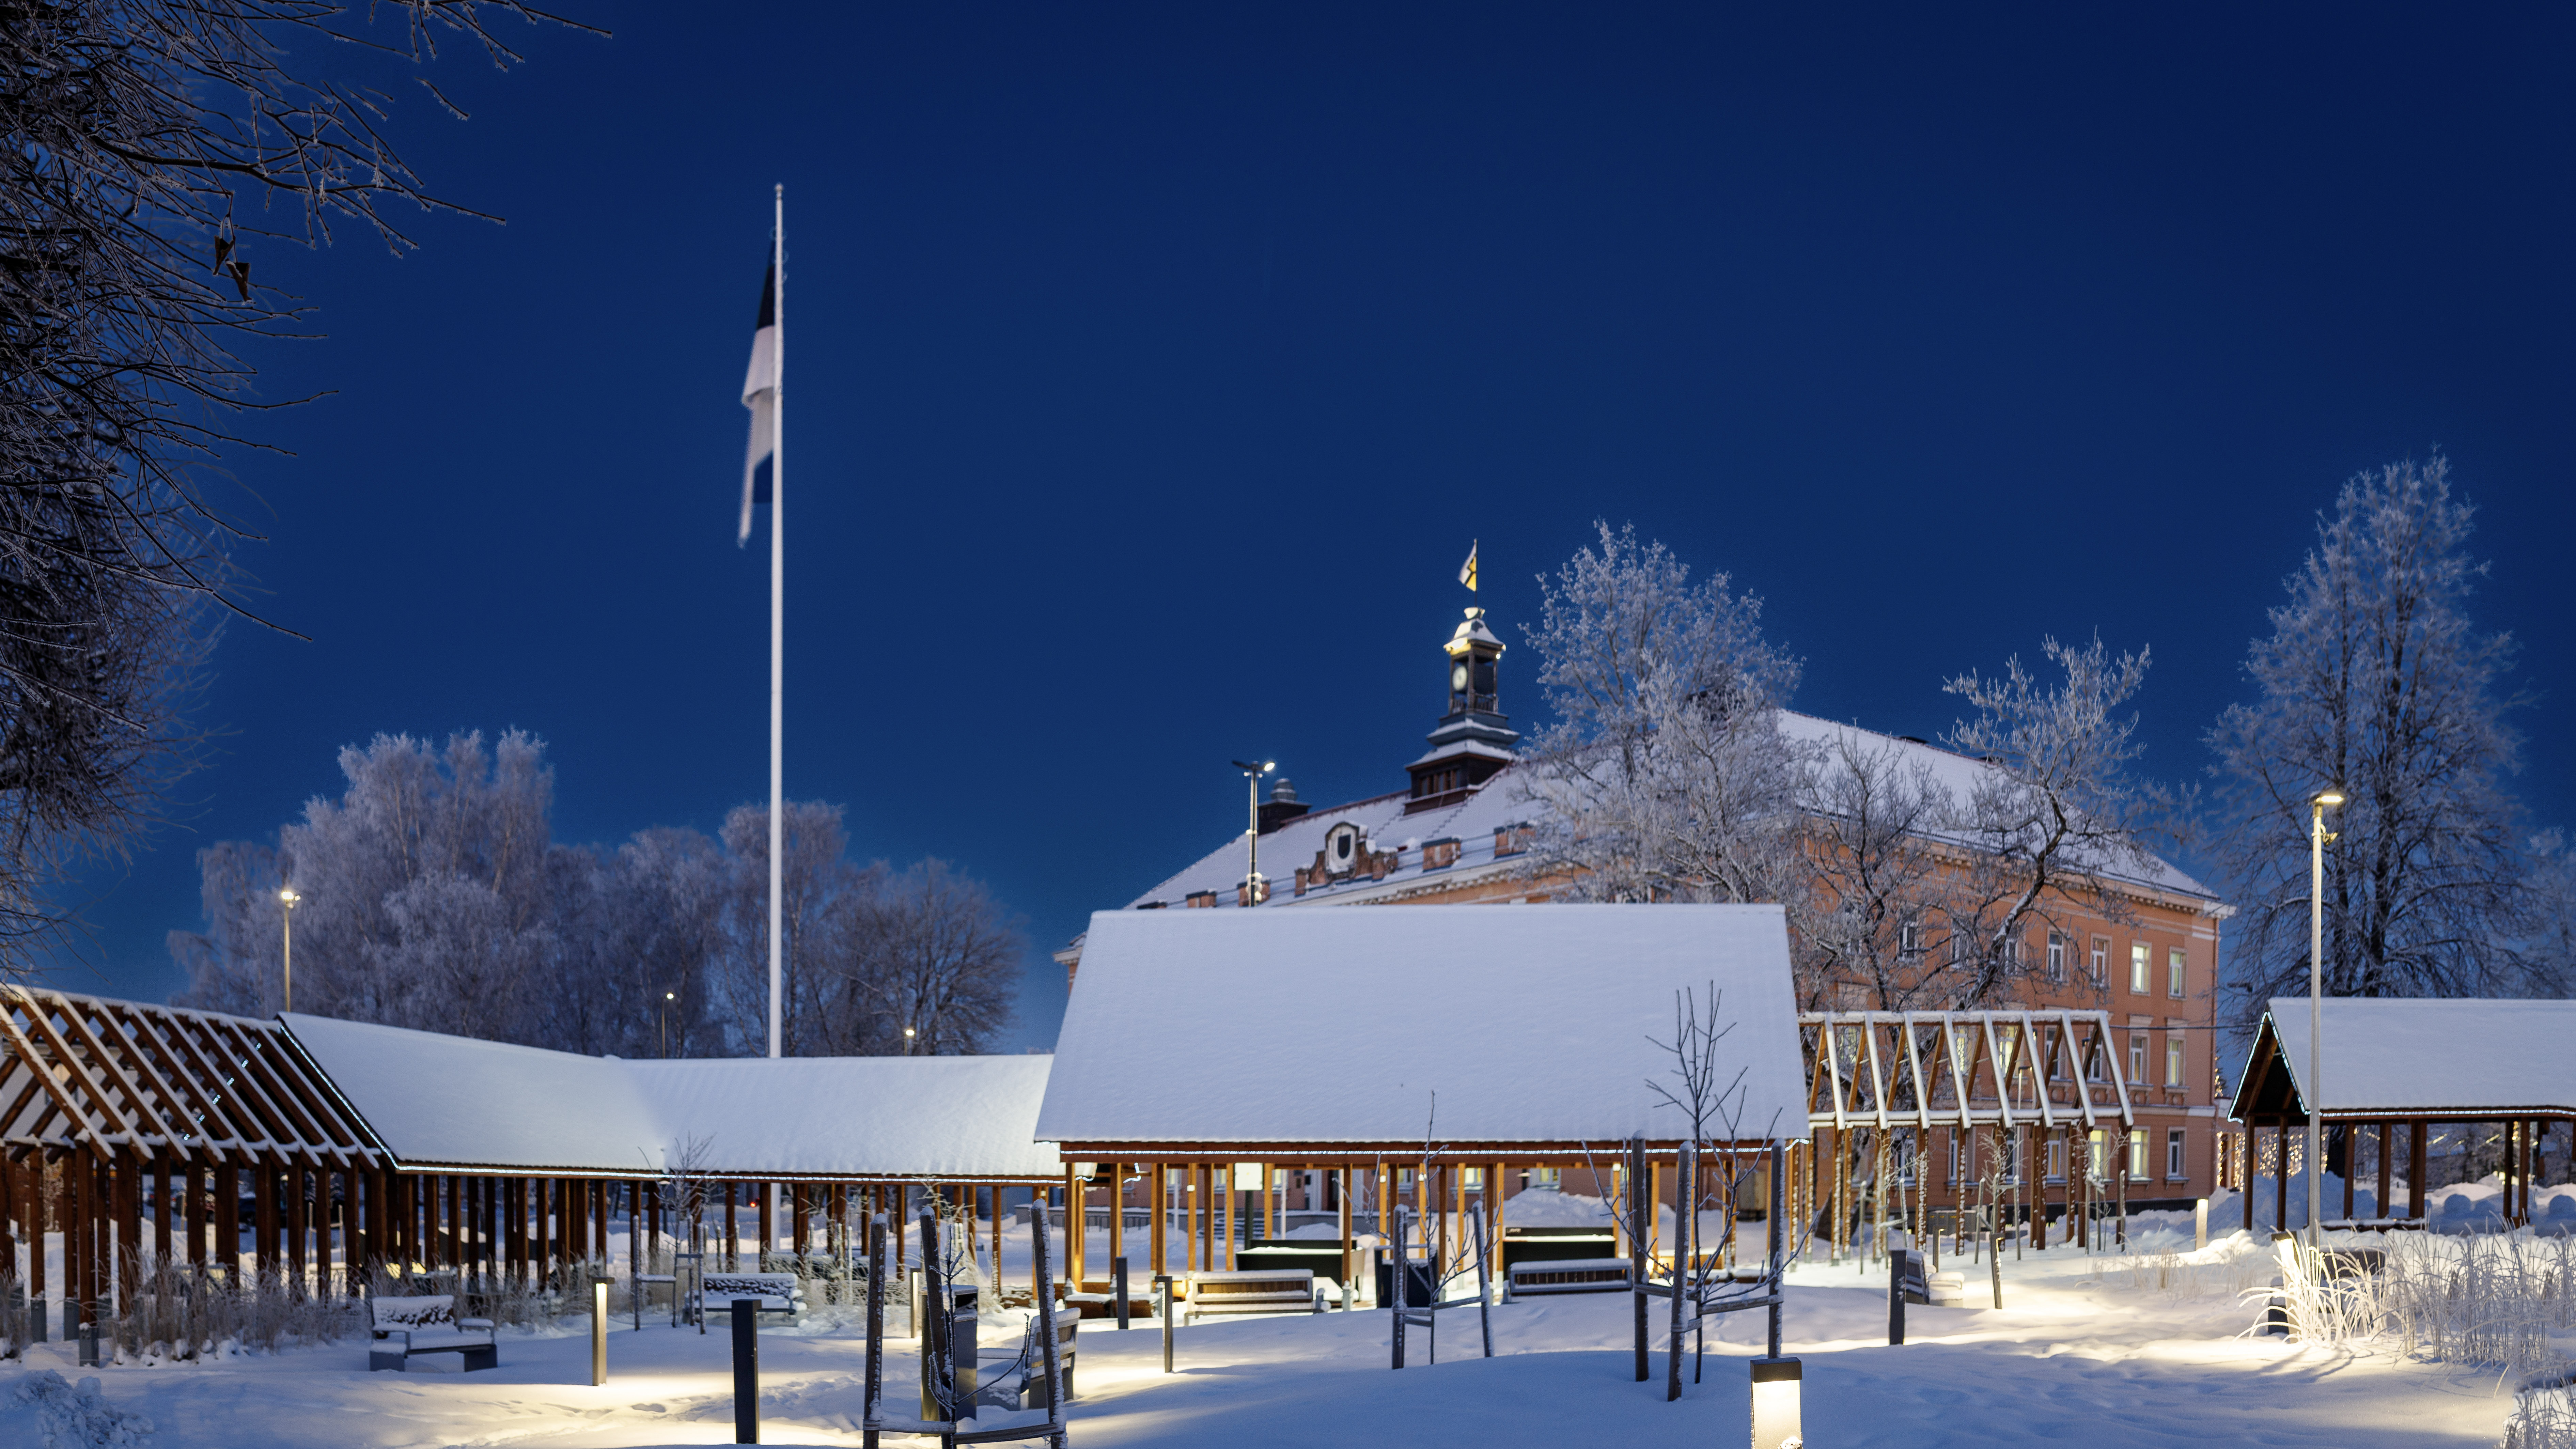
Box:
169 729 578 1037
1516 521 1805 906
172 730 1023 1055
2207 455 2540 1013
1938 633 2159 1006
1794 730 1956 1012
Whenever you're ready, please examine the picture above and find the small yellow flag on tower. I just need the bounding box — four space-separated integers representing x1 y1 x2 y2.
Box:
1458 540 1479 591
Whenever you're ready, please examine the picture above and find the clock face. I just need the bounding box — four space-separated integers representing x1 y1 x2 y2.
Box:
1451 663 1470 692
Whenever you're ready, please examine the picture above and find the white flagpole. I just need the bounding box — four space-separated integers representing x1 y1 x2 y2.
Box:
768 183 785 1066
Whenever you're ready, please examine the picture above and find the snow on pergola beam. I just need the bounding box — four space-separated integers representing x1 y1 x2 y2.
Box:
0 986 379 1168
1801 1009 2137 1134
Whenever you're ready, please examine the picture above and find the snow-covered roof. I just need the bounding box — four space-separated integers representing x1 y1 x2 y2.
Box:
625 1055 1060 1180
2249 997 2576 1120
1118 711 2213 919
283 1012 1057 1179
1037 903 1809 1151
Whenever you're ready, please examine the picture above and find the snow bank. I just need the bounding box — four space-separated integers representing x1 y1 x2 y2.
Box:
7 1372 153 1448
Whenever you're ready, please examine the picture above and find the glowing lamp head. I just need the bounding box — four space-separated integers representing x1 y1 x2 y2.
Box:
2313 788 2346 808
278 888 300 907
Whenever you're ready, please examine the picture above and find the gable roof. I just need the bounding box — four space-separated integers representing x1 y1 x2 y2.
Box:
2230 997 2576 1123
1037 903 1809 1153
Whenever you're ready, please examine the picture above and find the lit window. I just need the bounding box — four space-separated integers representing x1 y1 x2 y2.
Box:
2047 931 2066 982
2168 947 2186 998
2046 1138 2065 1182
2086 1128 2107 1179
2166 1033 2185 1088
1463 1167 1484 1190
2129 942 2149 995
2128 1129 2150 1181
2166 1128 2187 1180
1525 1167 1561 1191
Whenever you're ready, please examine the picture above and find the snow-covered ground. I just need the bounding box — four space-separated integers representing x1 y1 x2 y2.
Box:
4 1219 2553 1447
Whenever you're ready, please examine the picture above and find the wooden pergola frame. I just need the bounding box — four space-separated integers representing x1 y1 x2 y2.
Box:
1 985 380 1329
1799 1010 2141 1253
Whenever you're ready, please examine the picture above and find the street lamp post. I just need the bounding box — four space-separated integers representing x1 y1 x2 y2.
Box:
903 1025 917 1056
662 991 677 1058
2308 788 2344 1247
278 888 300 1013
1230 759 1275 903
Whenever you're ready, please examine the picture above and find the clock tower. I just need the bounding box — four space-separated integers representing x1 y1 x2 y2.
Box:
1404 607 1520 813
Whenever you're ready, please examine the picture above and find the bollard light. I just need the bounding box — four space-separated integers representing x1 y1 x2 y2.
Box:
592 1281 609 1385
1751 1355 1802 1449
2195 1197 2209 1253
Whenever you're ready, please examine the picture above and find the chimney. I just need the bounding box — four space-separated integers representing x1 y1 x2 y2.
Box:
1257 775 1311 834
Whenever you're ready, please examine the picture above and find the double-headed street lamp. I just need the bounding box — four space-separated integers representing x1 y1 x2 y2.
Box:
1232 760 1275 903
278 887 301 1012
2307 787 2344 1247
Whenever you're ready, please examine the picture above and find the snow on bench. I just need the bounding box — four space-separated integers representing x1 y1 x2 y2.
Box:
1507 1257 1633 1296
368 1294 498 1372
700 1271 806 1322
1184 1268 1319 1321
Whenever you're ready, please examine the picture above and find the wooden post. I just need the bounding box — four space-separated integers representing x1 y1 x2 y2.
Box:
2274 1123 2290 1232
1490 1159 1506 1282
2342 1127 2356 1221
1338 1166 1354 1296
1108 1162 1126 1276
2375 1123 2392 1222
1222 1162 1236 1271
2408 1121 2427 1220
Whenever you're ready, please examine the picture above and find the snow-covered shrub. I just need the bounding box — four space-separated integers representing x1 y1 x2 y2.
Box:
2506 1383 2576 1449
2380 1232 2574 1377
8 1371 154 1448
1 1271 28 1360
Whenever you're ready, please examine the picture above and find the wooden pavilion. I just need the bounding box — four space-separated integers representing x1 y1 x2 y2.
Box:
1035 902 1811 1294
2230 996 2576 1231
2 988 1066 1330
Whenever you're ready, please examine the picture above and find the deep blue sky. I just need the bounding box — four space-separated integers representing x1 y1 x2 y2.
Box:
43 5 2576 1047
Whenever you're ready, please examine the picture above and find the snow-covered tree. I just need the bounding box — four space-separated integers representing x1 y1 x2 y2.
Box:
171 730 1024 1055
1938 633 2159 1006
1516 521 1805 906
1793 730 1956 1012
2206 455 2541 1012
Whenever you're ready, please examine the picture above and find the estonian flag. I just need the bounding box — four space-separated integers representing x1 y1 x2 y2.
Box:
737 263 778 545
1458 540 1478 592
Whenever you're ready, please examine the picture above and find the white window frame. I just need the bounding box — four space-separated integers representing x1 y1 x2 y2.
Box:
2129 941 2150 995
2090 936 2109 987
2166 1128 2188 1181
2047 930 2066 982
2128 1128 2150 1182
2165 1032 2185 1088
2168 947 2186 999
2129 1032 2147 1083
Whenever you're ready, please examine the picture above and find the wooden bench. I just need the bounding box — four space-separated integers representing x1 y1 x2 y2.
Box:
700 1271 805 1323
1507 1257 1632 1296
367 1294 497 1372
1183 1269 1318 1321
